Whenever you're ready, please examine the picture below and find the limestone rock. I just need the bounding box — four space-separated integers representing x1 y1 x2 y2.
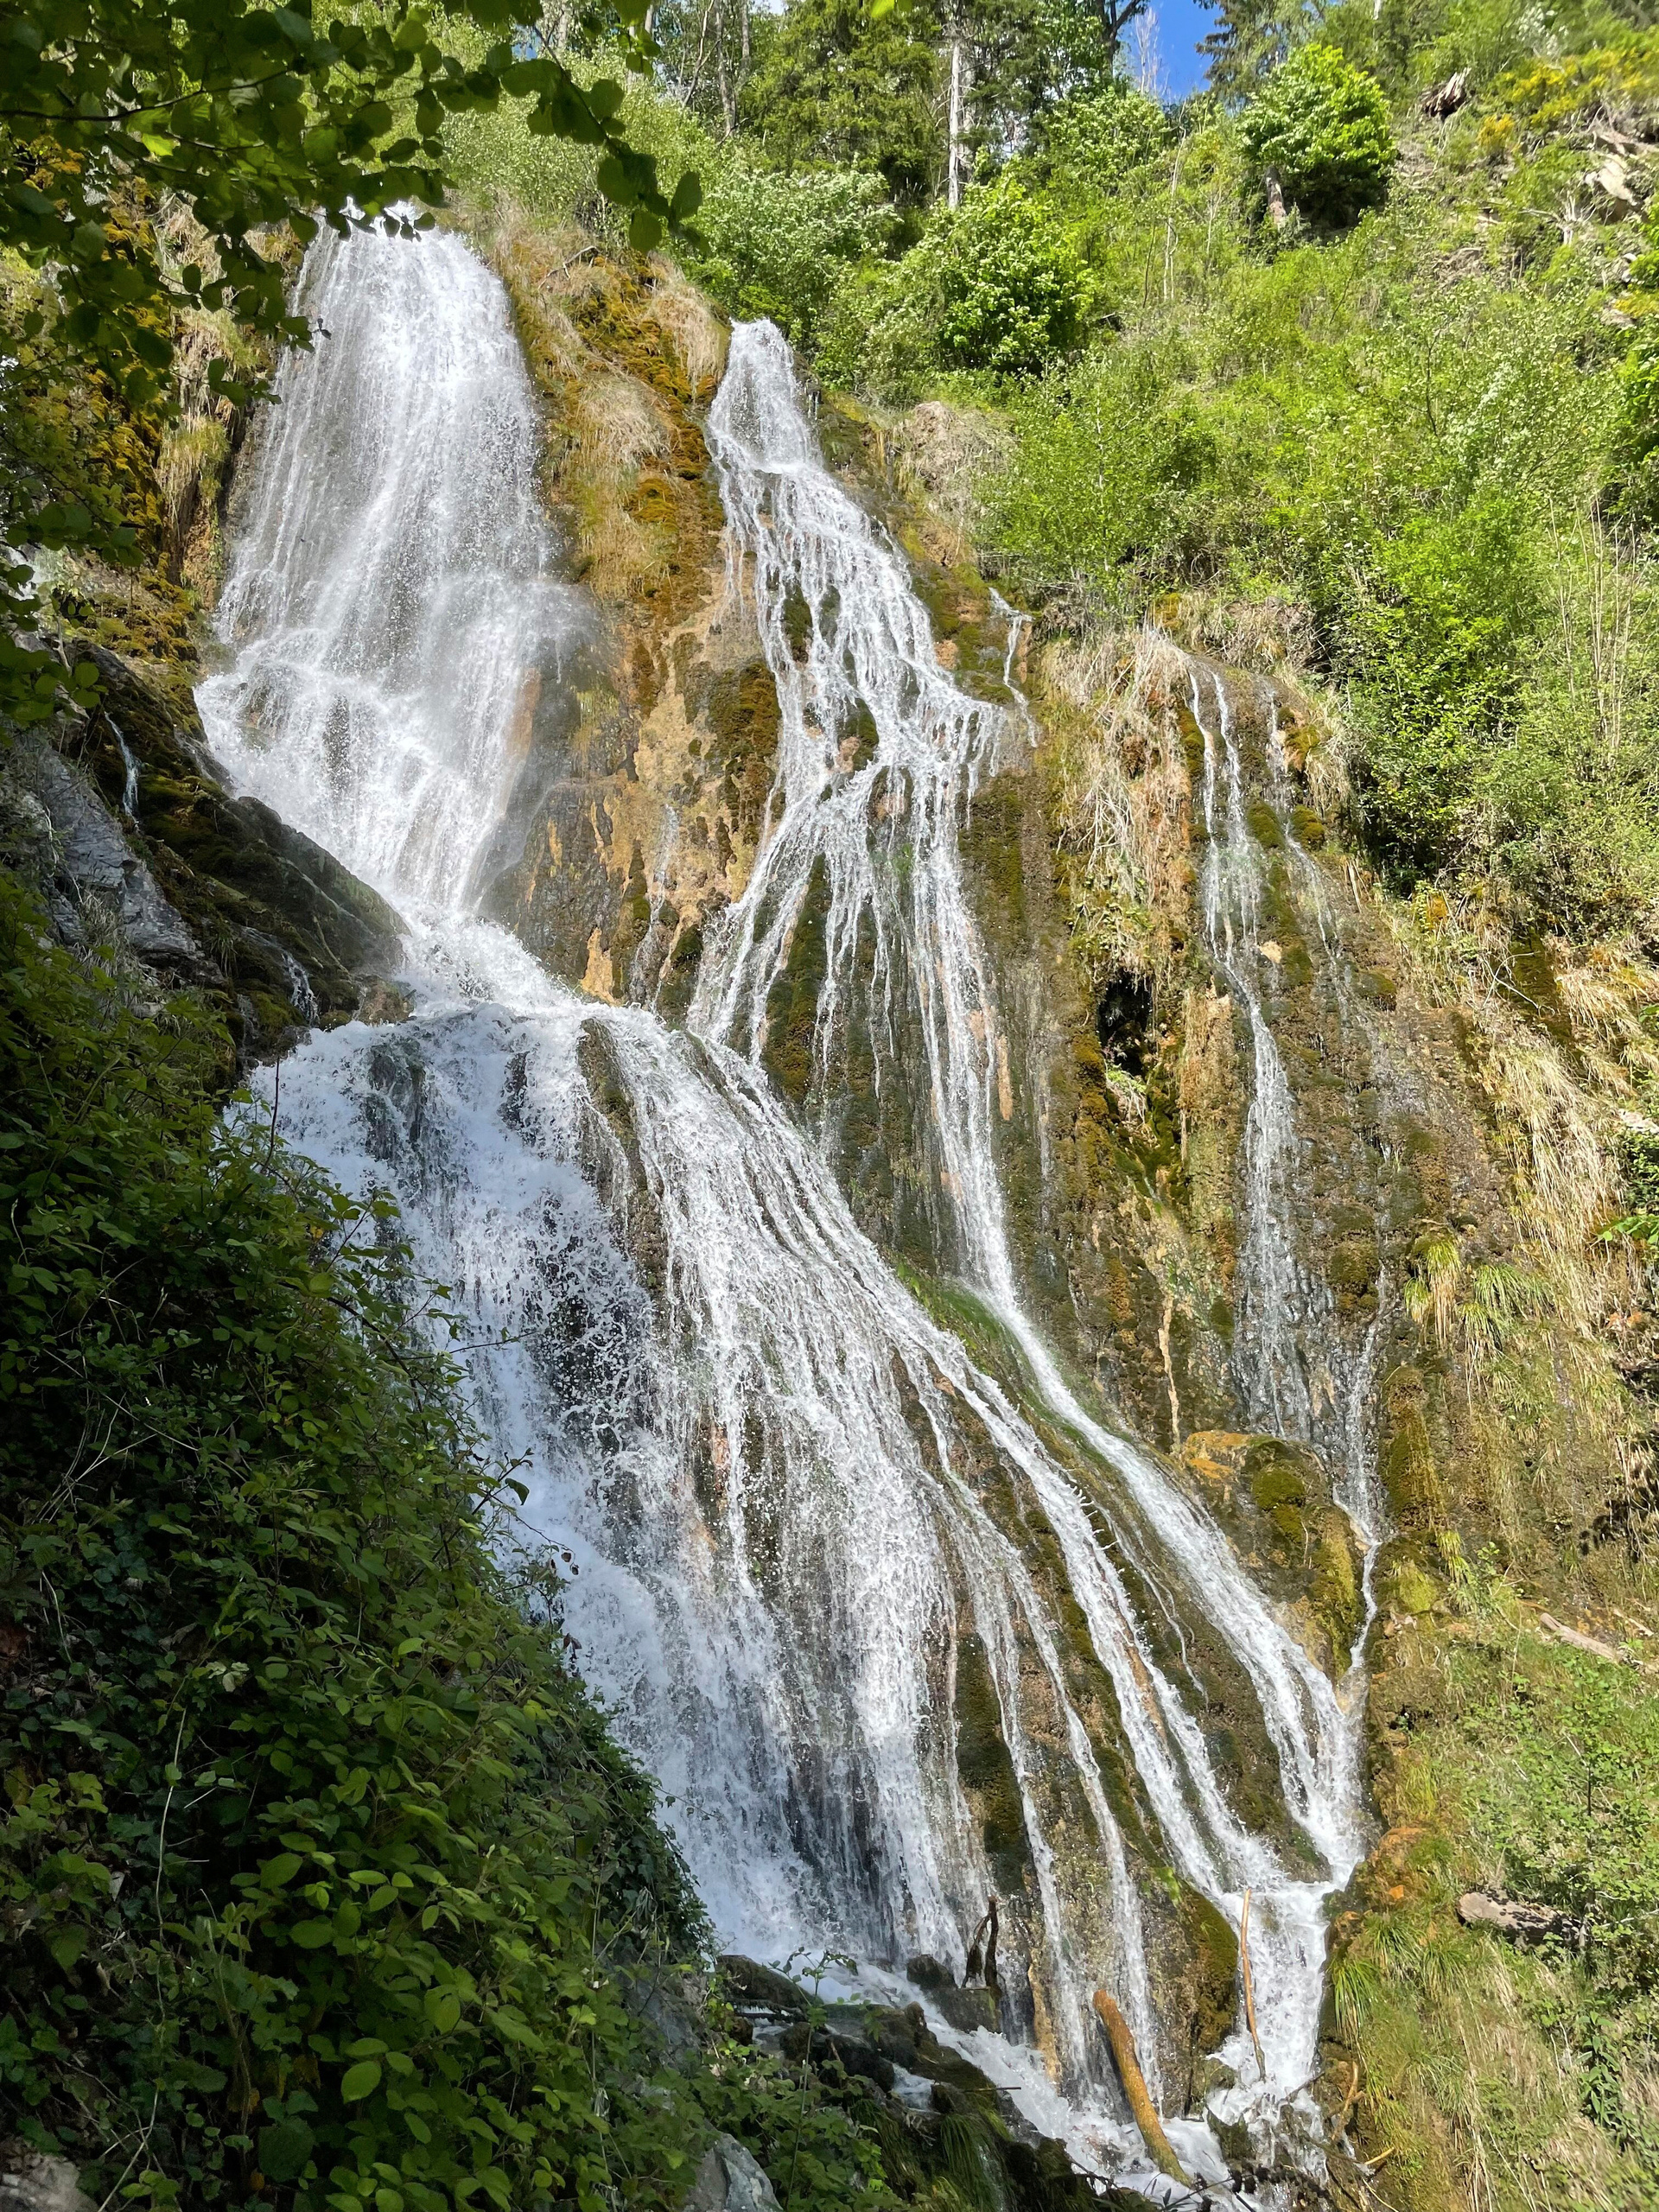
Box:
0 2144 96 2212
1458 1892 1568 1942
681 2134 779 2212
715 1954 808 2018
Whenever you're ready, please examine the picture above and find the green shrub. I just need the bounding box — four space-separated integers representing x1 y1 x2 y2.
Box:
1041 80 1171 191
1241 44 1397 226
688 162 896 347
933 180 1089 377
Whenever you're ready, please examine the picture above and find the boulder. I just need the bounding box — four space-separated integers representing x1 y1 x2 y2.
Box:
715 1955 808 2018
905 1950 955 1993
682 2134 779 2212
1458 1892 1569 1942
0 2145 96 2212
779 2022 895 2092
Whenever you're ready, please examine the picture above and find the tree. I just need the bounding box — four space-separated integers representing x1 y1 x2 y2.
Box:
740 0 944 203
1240 42 1395 226
1198 0 1316 103
0 0 698 727
963 0 1115 168
934 175 1086 372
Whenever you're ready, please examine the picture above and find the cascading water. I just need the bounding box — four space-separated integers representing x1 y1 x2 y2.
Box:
1188 673 1381 1556
697 324 1376 2125
198 226 1381 2187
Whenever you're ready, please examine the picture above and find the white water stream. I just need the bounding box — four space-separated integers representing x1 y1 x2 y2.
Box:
198 226 1379 2185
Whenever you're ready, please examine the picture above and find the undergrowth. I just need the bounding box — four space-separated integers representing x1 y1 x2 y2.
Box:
1333 1599 1659 2209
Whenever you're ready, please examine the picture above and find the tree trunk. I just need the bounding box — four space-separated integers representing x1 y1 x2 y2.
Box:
1091 1993 1189 2183
947 32 969 210
716 0 736 136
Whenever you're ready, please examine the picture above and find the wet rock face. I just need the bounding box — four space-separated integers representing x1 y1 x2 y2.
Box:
1 647 400 1065
714 1962 1099 2212
476 240 783 1008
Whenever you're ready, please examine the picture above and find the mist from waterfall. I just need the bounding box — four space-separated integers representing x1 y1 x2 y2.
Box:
197 223 1382 2183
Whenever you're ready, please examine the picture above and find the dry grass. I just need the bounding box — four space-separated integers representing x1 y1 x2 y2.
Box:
476 204 727 614
888 397 1015 564
1037 623 1196 987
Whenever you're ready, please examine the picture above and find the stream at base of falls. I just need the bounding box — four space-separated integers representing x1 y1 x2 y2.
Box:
196 218 1386 2196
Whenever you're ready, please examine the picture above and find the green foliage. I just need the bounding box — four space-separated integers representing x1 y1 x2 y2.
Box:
961 0 1114 162
689 162 895 346
0 0 695 728
738 0 943 205
933 180 1089 376
1491 29 1659 132
1039 80 1171 192
1325 1597 1659 2204
0 870 719 2210
1198 0 1316 101
950 78 1659 922
1338 494 1537 877
1240 43 1396 225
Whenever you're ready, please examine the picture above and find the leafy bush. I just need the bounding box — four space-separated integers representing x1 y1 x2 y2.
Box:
933 180 1089 377
1040 80 1171 191
1337 494 1538 878
1241 44 1397 226
688 162 896 347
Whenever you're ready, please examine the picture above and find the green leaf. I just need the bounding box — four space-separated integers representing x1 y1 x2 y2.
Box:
595 153 635 206
340 2059 382 2101
423 1988 461 2033
48 1925 88 1970
257 2119 315 2185
259 1853 304 1888
290 1918 335 1948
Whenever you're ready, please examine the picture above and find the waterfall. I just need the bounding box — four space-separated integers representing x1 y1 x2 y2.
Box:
198 228 1377 2183
698 325 1374 2120
1190 673 1381 1552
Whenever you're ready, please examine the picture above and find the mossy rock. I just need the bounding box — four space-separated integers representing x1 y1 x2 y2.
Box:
1310 1507 1363 1657
953 1628 1033 1893
1388 1557 1438 1615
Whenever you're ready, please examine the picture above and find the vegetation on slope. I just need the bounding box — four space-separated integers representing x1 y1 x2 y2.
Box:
0 871 922 2212
9 0 1659 2206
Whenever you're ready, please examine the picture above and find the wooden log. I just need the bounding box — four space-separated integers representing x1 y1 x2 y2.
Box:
1239 1888 1266 2082
1091 1991 1189 2184
1538 1612 1637 1667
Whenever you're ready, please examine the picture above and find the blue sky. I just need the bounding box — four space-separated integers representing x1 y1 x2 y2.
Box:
1145 0 1217 101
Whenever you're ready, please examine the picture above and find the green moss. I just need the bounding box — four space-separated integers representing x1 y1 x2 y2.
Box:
1246 1440 1310 1514
952 1630 1032 1893
1311 1508 1362 1656
761 853 832 1105
1179 1885 1240 2056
